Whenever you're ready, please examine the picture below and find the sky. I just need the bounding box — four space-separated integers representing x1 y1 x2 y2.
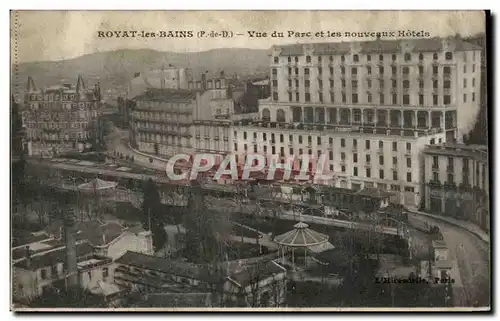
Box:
11 10 485 63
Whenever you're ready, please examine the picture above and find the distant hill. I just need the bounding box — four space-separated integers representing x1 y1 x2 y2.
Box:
13 48 270 95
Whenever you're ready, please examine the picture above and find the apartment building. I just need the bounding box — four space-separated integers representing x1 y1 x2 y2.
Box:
22 76 103 156
128 71 234 159
234 37 481 209
423 144 489 229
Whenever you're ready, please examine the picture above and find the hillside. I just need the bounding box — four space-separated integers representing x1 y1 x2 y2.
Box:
13 48 270 93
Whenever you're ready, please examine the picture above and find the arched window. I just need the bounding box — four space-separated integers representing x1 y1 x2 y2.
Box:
419 53 424 61
262 108 271 121
276 109 286 122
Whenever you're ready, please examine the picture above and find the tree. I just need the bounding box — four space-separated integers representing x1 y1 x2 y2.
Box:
141 179 167 251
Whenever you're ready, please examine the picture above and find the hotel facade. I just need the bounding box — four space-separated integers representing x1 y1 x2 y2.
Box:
129 70 235 160
234 37 482 209
423 144 489 230
22 76 103 156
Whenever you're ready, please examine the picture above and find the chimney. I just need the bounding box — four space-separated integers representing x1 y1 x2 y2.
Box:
64 215 78 288
25 246 31 269
201 73 207 89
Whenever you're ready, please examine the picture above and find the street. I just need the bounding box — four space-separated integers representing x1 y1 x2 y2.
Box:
415 215 490 307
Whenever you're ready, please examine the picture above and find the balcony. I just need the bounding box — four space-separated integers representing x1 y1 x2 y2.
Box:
365 161 371 167
432 163 439 170
446 165 454 173
443 74 451 81
428 179 442 187
444 181 456 189
443 88 451 95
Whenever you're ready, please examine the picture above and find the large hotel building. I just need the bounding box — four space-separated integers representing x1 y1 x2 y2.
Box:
234 37 482 209
22 76 103 156
128 69 236 159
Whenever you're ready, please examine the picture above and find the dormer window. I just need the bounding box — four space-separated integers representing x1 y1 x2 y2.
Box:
445 52 453 61
273 56 279 63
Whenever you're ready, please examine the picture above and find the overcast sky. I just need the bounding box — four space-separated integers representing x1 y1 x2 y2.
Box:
11 11 485 63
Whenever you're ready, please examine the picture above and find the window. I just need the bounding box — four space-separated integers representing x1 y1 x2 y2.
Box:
88 271 92 281
353 54 359 62
51 265 58 277
353 167 358 176
234 143 238 151
379 169 385 179
341 166 346 173
352 67 358 75
393 171 398 181
404 53 411 62
392 66 397 75
393 156 398 165
380 94 384 104
341 55 345 62
365 140 370 149
368 93 372 103
353 153 358 163
472 93 476 102
273 92 278 101
341 138 346 147
433 66 438 74
379 66 384 75
103 267 109 278
288 93 293 102
406 158 411 168
406 172 412 182
444 95 451 105
243 132 247 140
367 54 371 61
433 172 439 181
367 66 372 74
403 95 410 105
380 80 384 89
378 140 383 149
273 57 279 63
366 168 371 178
296 92 299 101
406 142 411 151
329 137 333 145
290 148 294 155
443 66 451 75
419 95 424 105
464 65 467 73
306 55 311 63
352 80 358 88
419 81 424 89
305 80 310 88
379 54 384 61
317 137 321 145
433 80 438 89
353 139 357 147
305 93 311 102
272 68 277 76
419 53 424 61
402 67 409 74
329 151 333 160
299 136 303 144
472 78 476 87
253 145 257 153
352 94 358 103
433 53 438 60
392 94 397 105
341 152 346 161
473 65 476 73
433 95 438 106
392 142 397 151
263 133 267 141
445 52 453 60
379 155 384 165
463 94 467 103
318 56 322 63
342 93 346 103
419 66 424 75
304 68 310 75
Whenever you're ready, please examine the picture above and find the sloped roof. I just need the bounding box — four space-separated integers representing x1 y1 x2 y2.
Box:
115 251 219 284
14 242 94 271
44 220 125 247
274 37 481 56
77 178 118 191
228 260 286 287
273 221 329 247
133 88 203 102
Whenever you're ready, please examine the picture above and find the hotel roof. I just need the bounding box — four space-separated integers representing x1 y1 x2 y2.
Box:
115 251 219 284
133 88 204 102
14 242 95 271
273 37 481 55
